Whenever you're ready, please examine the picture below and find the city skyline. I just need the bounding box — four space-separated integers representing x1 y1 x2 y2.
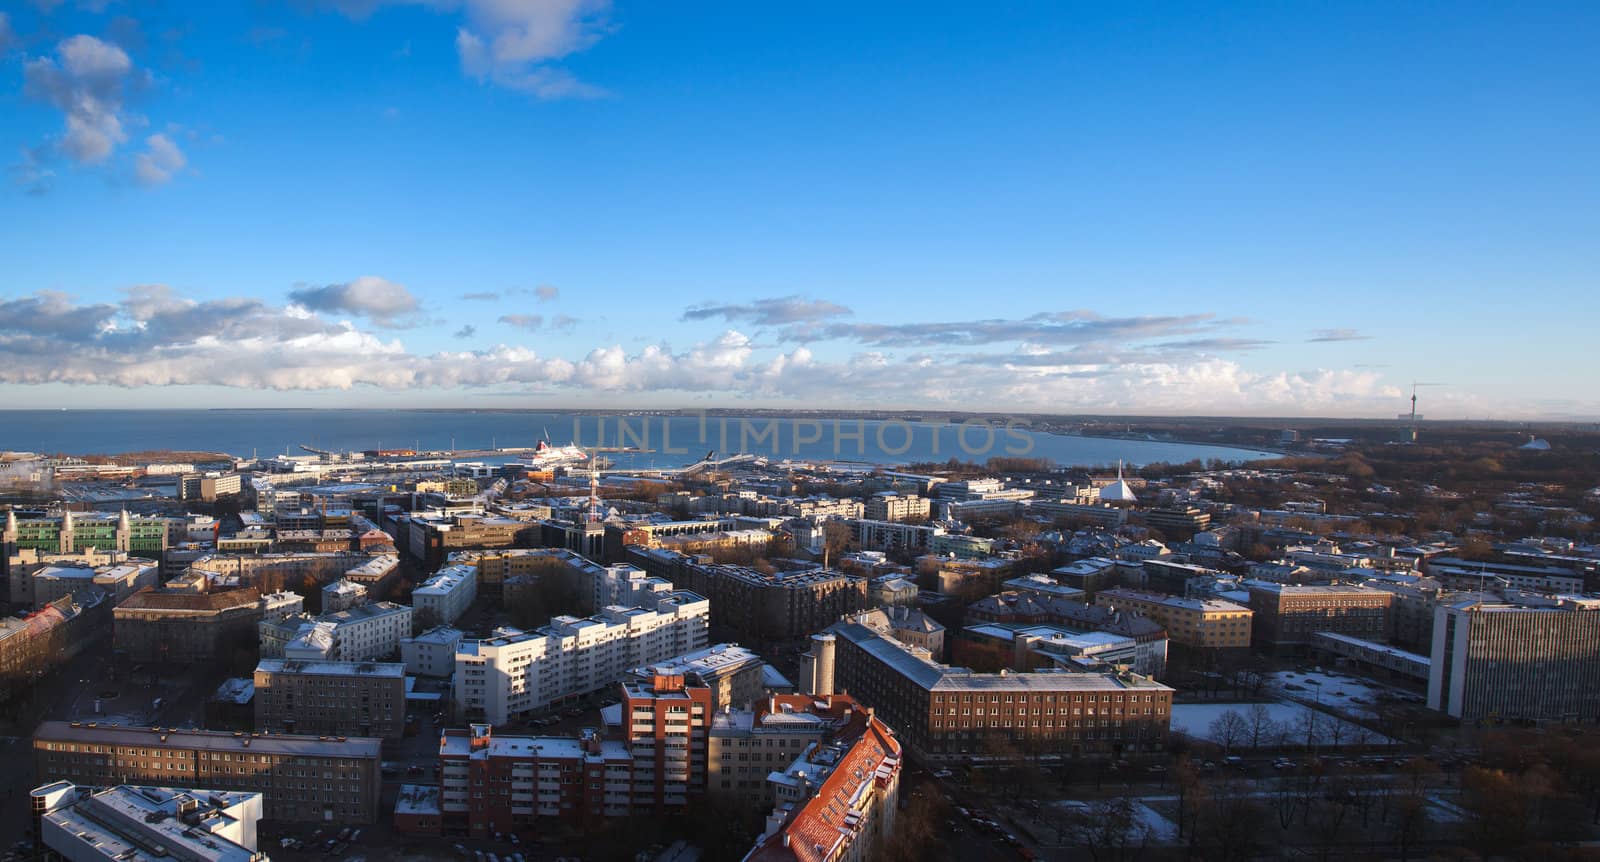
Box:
3 2 1598 418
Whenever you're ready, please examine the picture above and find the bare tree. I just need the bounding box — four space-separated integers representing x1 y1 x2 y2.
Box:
1058 791 1153 862
1294 708 1325 751
1246 703 1277 751
1209 709 1249 755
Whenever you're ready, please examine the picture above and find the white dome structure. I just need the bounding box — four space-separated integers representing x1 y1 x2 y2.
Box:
1520 436 1551 451
1099 460 1139 504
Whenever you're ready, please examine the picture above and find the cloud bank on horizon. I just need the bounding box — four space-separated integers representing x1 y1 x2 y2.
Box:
0 283 1424 415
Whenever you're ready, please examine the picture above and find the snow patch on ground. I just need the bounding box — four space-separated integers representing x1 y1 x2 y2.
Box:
1269 669 1385 719
1170 701 1396 747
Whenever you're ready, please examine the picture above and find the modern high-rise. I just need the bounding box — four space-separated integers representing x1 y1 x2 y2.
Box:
1427 597 1600 722
455 591 710 725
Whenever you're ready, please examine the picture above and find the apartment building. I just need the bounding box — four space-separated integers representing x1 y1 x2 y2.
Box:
852 519 940 555
626 548 868 644
259 601 413 662
1245 581 1393 650
28 559 158 609
455 592 710 725
253 658 408 741
743 712 901 862
320 578 368 613
113 587 264 664
617 669 716 809
863 493 931 523
821 613 1173 761
629 642 769 713
1428 597 1600 722
1094 588 1253 650
445 547 593 595
706 694 859 805
33 721 383 823
426 725 633 836
187 552 394 597
1 594 109 702
402 626 465 678
413 563 478 625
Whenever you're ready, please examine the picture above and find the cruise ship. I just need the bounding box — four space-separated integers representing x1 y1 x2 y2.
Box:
516 439 589 469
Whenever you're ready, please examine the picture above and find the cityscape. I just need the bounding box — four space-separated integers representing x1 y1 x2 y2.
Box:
4 2 1600 862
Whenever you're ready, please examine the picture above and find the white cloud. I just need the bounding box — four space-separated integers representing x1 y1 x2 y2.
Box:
499 313 543 330
22 35 137 164
133 133 186 185
329 0 611 97
288 276 422 327
1 286 1554 416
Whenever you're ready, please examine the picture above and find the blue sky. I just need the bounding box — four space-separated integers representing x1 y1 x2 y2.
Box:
2 1 1597 417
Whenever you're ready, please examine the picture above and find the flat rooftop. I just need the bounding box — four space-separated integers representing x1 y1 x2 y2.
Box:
256 658 406 678
39 783 261 862
35 721 383 757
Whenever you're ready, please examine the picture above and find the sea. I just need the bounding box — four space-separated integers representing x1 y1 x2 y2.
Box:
0 410 1280 470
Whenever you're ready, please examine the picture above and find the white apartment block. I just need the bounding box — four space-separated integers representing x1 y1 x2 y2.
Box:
401 626 465 678
260 601 413 662
258 590 305 623
413 563 478 625
455 592 711 726
586 562 677 613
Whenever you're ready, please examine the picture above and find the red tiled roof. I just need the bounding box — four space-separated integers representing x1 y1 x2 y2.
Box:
744 715 901 862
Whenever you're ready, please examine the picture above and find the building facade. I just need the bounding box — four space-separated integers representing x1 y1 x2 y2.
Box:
259 601 413 662
113 587 264 664
413 563 478 625
1245 582 1392 650
742 713 902 862
822 614 1173 761
33 721 383 823
1427 598 1600 722
1094 588 1252 650
455 592 710 725
253 658 408 740
5 510 168 605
